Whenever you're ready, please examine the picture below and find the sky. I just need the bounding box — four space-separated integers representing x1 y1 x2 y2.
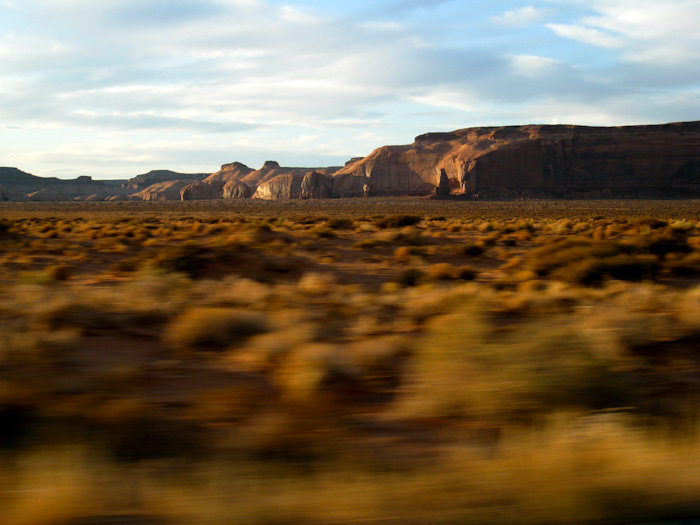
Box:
1 0 699 179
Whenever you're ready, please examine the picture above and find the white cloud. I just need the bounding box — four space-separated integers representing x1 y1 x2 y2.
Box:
547 23 623 48
510 54 560 77
548 0 700 63
492 6 548 27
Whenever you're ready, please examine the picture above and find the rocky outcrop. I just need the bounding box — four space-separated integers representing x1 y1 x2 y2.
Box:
241 161 339 190
206 162 254 183
106 194 129 201
300 171 333 199
252 173 305 200
332 121 700 198
179 178 253 200
123 170 208 189
180 180 226 200
84 194 105 202
223 180 253 199
203 160 341 199
132 180 194 201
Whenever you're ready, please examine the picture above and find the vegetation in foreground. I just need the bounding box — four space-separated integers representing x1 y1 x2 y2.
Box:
2 200 700 524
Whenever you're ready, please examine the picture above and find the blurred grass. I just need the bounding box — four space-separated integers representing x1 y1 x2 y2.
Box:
2 205 700 523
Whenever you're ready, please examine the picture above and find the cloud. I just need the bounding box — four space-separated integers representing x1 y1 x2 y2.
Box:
548 0 700 63
2 0 700 178
547 23 623 48
510 54 561 77
492 6 548 27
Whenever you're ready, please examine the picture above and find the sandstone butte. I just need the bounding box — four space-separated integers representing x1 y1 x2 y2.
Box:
1 121 699 201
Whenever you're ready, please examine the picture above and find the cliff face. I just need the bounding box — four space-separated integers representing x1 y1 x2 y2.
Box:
132 180 194 201
252 173 305 200
332 122 700 198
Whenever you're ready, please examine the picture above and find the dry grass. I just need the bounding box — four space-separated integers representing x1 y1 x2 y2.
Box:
3 199 700 524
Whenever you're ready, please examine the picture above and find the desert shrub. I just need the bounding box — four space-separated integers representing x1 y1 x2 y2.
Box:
460 243 485 257
642 236 692 259
553 255 661 286
525 239 625 276
45 264 72 281
40 302 126 331
163 307 270 351
393 246 411 264
394 268 424 287
109 258 140 274
394 305 639 423
665 255 700 276
427 263 454 280
456 266 478 281
275 343 361 407
298 272 336 296
374 215 421 229
155 242 208 277
310 226 336 239
353 238 390 249
479 232 501 247
325 218 354 230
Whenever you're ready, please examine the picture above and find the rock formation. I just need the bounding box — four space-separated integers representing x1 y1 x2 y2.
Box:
206 162 254 182
123 170 208 189
300 171 333 199
196 161 341 199
132 180 194 201
252 173 305 200
222 180 253 199
3 121 700 201
180 180 226 201
332 121 700 198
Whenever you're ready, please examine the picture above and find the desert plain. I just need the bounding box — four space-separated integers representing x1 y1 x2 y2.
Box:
2 198 700 524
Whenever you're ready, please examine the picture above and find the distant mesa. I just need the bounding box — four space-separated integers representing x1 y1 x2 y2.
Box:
123 169 209 189
2 121 700 202
331 121 700 199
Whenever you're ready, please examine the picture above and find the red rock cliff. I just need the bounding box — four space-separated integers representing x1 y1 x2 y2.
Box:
333 121 700 197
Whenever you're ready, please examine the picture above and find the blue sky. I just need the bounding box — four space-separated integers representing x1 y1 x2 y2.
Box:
1 0 699 179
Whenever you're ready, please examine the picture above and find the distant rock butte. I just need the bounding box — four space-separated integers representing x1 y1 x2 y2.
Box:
123 170 209 189
332 121 700 198
132 180 194 201
2 121 700 201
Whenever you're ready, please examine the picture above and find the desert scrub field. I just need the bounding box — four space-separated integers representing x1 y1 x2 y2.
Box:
2 200 700 524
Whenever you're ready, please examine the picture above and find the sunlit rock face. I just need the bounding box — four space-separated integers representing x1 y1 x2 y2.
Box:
332 122 700 198
206 161 340 198
180 180 227 200
132 180 194 201
205 162 254 183
222 180 253 199
300 171 333 199
252 173 305 200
